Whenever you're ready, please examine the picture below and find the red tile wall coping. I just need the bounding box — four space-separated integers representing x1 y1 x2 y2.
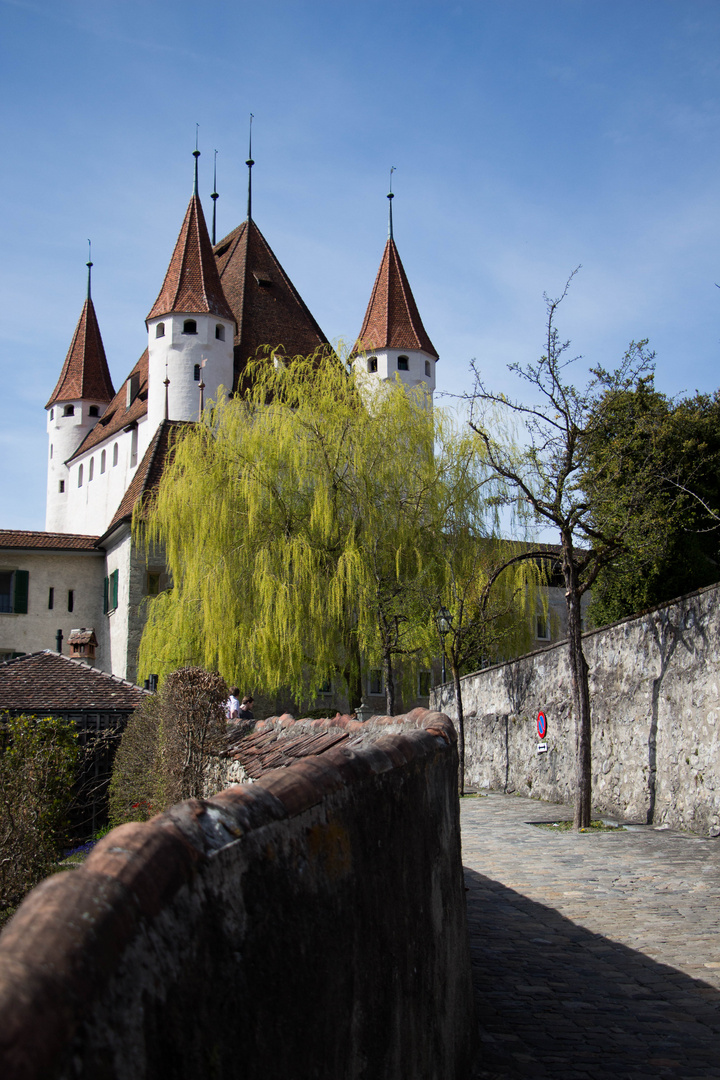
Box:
0 710 464 1080
253 705 431 734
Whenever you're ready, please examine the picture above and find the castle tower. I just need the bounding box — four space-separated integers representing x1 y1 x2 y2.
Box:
352 189 438 403
145 154 236 432
45 259 115 532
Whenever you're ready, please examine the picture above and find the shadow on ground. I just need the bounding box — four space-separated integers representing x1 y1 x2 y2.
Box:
465 867 720 1080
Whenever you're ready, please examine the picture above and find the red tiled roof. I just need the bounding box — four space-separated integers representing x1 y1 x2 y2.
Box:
147 193 236 325
222 727 350 779
0 531 100 551
101 419 191 539
354 238 438 359
0 651 148 711
46 298 116 408
69 350 149 461
214 219 329 389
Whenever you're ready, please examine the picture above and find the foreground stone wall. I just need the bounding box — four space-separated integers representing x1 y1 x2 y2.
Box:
433 584 720 835
0 711 474 1080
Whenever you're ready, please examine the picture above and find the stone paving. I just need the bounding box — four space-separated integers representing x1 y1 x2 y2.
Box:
462 792 720 1079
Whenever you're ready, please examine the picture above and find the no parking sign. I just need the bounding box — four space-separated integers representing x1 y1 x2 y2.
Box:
536 711 547 739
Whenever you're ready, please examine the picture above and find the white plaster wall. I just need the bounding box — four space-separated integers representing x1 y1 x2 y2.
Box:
104 529 135 681
353 348 436 403
146 313 234 432
0 550 107 666
46 401 110 532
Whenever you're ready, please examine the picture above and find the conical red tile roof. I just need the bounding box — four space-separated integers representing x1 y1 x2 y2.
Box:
147 192 236 325
46 298 115 408
354 238 438 359
214 219 329 388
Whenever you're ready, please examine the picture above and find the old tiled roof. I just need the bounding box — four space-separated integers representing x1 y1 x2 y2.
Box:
0 651 148 711
222 727 350 779
214 219 329 388
101 419 190 539
46 298 116 409
0 531 100 551
147 192 236 325
354 238 438 359
69 350 149 461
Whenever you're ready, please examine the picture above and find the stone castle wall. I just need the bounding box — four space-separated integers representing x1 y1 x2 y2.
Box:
433 584 720 835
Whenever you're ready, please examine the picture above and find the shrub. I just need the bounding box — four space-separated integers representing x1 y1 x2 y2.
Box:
0 714 78 913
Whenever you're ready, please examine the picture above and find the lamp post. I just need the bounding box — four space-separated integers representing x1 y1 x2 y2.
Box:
435 605 453 685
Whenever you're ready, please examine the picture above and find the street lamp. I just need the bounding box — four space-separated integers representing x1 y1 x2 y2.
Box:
435 605 453 684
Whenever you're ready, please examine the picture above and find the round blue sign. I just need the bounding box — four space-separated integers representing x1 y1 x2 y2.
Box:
537 711 547 739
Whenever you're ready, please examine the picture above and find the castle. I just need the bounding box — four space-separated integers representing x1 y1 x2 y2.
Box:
0 154 439 686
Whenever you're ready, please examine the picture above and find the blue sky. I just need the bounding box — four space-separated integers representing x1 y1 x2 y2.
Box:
2 0 720 529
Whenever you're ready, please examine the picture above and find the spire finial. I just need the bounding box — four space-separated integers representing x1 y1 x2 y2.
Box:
246 113 255 221
193 124 200 194
387 166 396 240
211 149 219 245
86 239 93 300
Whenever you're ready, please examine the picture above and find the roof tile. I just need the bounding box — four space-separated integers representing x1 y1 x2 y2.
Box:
354 238 438 359
0 651 148 711
0 531 100 551
46 298 116 408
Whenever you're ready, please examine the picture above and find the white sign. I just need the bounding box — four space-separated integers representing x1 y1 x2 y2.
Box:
537 742 548 754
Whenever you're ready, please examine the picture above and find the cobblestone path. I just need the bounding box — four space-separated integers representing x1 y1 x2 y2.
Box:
462 792 720 1079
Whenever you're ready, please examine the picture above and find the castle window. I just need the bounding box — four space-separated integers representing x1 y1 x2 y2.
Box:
215 324 225 341
89 457 94 482
63 404 75 417
368 357 378 373
113 443 119 467
536 612 551 640
67 589 74 613
398 356 409 371
59 480 65 493
418 670 432 697
425 360 431 377
156 322 165 339
50 444 53 459
183 319 197 335
100 449 106 473
104 569 119 614
130 427 138 468
50 409 54 420
48 587 54 610
0 571 29 615
368 669 384 696
78 464 83 487
194 364 200 382
146 571 161 596
89 406 99 418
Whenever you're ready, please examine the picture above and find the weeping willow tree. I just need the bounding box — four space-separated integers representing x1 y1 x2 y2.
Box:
137 349 447 710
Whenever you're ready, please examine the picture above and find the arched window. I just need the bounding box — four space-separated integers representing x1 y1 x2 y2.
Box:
78 464 83 487
398 355 409 371
183 319 197 335
89 457 94 482
100 449 106 473
89 405 99 418
113 443 119 467
215 324 225 341
156 322 165 338
63 404 75 417
368 357 378 373
194 364 200 381
425 360 431 377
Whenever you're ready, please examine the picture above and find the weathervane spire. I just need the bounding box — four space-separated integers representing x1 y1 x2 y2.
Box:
211 149 219 245
193 123 200 194
388 166 396 240
86 239 93 300
246 113 255 221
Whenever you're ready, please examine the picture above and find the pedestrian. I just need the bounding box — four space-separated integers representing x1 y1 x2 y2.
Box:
237 695 254 721
225 686 240 722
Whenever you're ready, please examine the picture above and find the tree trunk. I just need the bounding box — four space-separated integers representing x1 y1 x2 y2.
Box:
384 652 395 716
452 660 465 797
561 534 592 829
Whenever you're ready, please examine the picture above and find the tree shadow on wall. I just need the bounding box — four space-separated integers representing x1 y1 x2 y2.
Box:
464 867 720 1080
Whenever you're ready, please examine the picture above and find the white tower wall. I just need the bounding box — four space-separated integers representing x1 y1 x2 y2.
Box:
353 348 436 406
146 313 235 430
46 401 108 533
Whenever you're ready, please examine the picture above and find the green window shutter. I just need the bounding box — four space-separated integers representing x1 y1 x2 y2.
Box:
13 570 29 614
103 576 109 615
111 569 119 611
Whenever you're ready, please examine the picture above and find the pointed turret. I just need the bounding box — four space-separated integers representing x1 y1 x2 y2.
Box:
46 299 115 408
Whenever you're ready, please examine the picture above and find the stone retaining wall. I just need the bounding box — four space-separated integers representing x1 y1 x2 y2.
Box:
433 584 720 835
0 711 475 1080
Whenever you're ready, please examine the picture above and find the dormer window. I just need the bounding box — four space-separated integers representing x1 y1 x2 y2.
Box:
368 357 378 373
89 405 99 418
183 319 197 335
215 324 225 341
63 404 75 417
156 322 165 338
398 356 409 372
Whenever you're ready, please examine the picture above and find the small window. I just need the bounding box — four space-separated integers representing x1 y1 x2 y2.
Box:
59 480 65 493
183 319 197 335
113 442 119 466
78 464 83 487
104 569 119 614
0 572 27 615
418 671 432 697
50 444 53 459
194 364 200 382
68 589 74 613
89 457 94 482
368 669 384 696
536 613 551 640
130 428 138 468
48 587 54 610
50 408 54 420
368 357 378 373
146 572 161 596
0 572 13 614
318 677 332 695
100 449 106 473
398 356 409 372
89 405 99 418
425 360 431 377
156 322 165 338
63 404 75 417
215 324 225 341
